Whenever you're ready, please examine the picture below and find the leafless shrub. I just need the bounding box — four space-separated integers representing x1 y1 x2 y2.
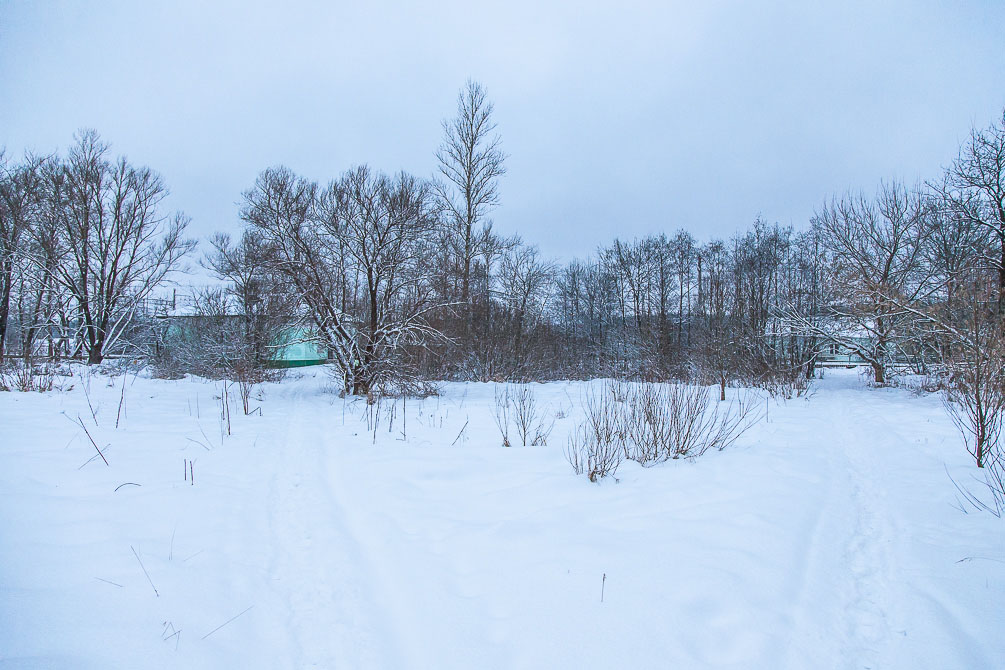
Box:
739 363 817 401
942 282 1005 470
0 359 57 392
230 360 277 416
914 372 949 395
511 385 554 446
759 374 815 400
219 381 232 440
567 380 762 477
944 372 1005 472
564 385 626 481
948 455 1005 518
699 389 762 454
623 383 674 465
237 375 255 416
623 382 760 462
493 384 512 447
378 377 441 399
605 378 630 404
493 383 556 447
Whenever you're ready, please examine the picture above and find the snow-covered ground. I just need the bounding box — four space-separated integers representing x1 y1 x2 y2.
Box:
1 367 1002 669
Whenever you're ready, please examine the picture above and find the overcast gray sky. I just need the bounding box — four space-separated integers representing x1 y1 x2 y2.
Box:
2 0 1003 262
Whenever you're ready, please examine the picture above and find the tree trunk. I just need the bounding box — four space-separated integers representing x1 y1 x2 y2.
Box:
0 262 11 365
87 346 104 365
86 323 104 364
999 236 1005 313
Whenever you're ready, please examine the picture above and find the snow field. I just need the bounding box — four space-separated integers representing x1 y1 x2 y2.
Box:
0 367 1002 669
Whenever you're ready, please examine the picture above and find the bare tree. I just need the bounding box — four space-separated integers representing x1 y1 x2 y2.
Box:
0 152 44 363
204 229 295 367
436 80 507 326
243 165 444 395
695 239 738 399
496 241 555 373
51 131 194 363
670 230 696 350
800 182 932 383
942 276 1005 469
14 157 70 364
933 108 1005 308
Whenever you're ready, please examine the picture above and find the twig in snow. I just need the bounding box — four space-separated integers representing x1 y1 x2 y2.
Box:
113 482 141 492
185 436 212 451
956 556 1005 565
601 573 606 603
201 605 254 640
94 577 123 588
77 445 112 470
219 381 231 442
199 424 214 450
77 415 109 466
451 419 469 446
131 545 159 597
82 373 99 425
116 374 127 428
162 621 182 650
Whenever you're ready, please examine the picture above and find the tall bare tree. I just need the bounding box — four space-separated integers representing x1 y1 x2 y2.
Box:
436 80 507 324
15 157 70 363
53 130 194 363
0 152 44 363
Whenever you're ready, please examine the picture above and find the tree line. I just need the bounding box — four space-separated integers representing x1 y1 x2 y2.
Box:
2 86 1004 413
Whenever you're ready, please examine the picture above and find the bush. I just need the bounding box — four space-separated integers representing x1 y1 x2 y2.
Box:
493 384 554 447
565 380 762 480
0 359 57 392
564 385 625 481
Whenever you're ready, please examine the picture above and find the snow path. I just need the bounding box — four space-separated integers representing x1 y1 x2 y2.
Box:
1 369 1002 668
266 395 407 668
769 375 997 669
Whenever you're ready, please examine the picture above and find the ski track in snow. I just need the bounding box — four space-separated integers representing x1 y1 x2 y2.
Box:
267 392 403 668
834 387 896 669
